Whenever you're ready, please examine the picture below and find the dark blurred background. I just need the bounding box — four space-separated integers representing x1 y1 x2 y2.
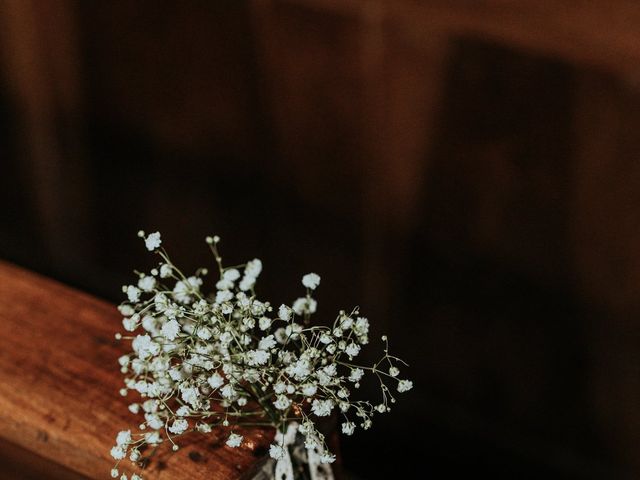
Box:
2 1 640 479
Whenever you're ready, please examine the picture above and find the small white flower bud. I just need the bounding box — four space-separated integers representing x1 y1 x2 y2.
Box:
302 272 321 290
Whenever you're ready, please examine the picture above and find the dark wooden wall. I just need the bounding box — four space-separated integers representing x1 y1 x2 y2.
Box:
2 1 640 478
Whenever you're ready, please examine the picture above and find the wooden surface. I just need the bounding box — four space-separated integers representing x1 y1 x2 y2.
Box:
0 437 88 480
278 0 640 79
0 261 272 479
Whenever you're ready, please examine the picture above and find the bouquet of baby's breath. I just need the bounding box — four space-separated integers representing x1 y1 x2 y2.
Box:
110 232 412 480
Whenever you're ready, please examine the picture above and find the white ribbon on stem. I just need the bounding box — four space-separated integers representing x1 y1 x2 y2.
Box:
272 422 335 480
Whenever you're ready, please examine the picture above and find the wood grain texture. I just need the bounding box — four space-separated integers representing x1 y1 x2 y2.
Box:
0 261 272 479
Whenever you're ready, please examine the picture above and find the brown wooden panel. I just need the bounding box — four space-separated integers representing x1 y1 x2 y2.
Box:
421 40 575 283
79 1 263 157
0 0 92 274
251 0 366 215
0 262 271 479
285 0 640 78
0 438 88 480
570 71 640 473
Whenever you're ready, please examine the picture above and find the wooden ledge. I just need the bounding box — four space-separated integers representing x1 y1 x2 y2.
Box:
0 261 271 479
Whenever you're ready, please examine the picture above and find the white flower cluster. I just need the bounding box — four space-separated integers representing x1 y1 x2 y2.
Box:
110 232 412 479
